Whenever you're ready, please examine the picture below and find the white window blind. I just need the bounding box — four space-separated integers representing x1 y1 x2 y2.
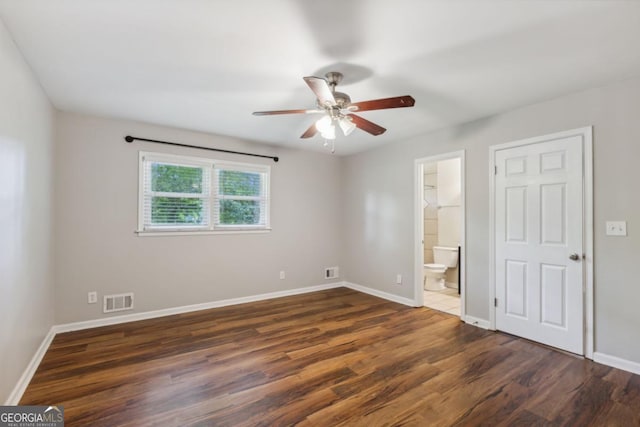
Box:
214 165 269 229
138 152 270 234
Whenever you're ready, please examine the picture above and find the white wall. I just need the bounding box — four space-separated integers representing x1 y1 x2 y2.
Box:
54 112 343 323
436 158 461 248
0 18 54 403
423 164 438 263
342 75 640 364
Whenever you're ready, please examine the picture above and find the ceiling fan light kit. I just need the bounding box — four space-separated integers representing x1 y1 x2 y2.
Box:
315 115 332 133
339 116 356 136
253 71 415 151
316 115 336 139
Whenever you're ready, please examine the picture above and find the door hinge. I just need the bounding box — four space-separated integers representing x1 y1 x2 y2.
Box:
494 298 498 307
494 165 497 175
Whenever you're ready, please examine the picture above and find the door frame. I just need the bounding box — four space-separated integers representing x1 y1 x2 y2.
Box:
414 150 466 319
489 127 594 358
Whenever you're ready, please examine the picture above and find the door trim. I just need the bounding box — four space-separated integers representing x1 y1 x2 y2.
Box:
489 127 593 358
414 150 466 320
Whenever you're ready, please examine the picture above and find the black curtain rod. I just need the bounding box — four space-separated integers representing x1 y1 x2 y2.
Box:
124 135 279 162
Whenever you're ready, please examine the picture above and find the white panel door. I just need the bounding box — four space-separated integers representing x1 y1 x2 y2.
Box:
495 135 584 354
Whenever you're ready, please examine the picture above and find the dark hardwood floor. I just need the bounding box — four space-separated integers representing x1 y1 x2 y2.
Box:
21 288 640 426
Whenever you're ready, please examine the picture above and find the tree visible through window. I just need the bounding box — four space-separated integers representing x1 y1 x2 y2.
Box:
217 170 263 225
139 152 270 233
151 164 206 225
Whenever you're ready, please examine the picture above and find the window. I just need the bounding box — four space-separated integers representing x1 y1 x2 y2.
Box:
139 152 270 234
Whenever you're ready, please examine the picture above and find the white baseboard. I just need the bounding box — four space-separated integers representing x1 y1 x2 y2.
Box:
8 281 413 405
343 282 417 307
55 282 344 333
8 283 343 404
594 352 640 376
5 327 56 405
55 282 418 335
464 315 491 330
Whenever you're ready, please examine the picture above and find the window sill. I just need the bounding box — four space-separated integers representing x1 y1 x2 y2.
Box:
135 228 272 237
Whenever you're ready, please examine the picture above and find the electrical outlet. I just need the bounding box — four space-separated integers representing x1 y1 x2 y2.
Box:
396 274 402 285
279 271 286 280
606 221 627 236
88 291 97 304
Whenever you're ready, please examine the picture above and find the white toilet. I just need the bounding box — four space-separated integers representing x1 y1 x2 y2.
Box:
424 246 459 291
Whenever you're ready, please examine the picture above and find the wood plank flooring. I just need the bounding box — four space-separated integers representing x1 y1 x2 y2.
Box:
21 288 640 426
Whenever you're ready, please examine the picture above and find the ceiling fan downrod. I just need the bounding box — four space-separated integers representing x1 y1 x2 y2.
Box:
324 71 351 109
325 71 343 92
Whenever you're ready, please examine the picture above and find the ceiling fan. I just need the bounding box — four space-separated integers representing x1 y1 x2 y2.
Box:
253 71 415 143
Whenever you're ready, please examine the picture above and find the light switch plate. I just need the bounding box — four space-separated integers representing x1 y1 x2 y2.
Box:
606 221 627 236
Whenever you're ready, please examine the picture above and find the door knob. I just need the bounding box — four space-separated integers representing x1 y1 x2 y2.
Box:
569 253 581 261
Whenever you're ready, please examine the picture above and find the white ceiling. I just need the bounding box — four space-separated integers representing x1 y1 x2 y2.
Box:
1 1 640 155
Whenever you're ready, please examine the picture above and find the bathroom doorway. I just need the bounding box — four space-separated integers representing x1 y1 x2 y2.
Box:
414 151 465 318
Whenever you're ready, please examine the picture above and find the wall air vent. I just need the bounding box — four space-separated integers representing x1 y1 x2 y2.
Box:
103 293 134 313
325 266 339 280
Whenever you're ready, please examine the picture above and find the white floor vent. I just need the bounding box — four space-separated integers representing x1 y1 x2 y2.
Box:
103 293 134 313
325 266 339 280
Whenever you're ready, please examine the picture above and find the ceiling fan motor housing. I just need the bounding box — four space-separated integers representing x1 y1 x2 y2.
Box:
333 91 351 108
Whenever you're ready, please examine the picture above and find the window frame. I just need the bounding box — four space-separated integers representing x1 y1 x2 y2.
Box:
137 151 271 236
213 164 270 230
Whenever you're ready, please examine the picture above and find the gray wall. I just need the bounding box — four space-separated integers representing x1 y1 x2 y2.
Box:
0 19 54 402
342 76 640 364
54 112 342 324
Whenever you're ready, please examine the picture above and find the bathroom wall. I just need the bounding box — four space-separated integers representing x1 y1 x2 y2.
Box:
436 158 461 286
423 163 438 263
423 158 461 289
423 159 461 287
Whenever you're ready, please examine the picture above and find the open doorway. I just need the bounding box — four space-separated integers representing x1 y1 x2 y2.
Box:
414 151 465 319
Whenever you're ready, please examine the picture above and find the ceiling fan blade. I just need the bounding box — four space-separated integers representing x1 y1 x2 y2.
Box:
348 114 386 136
350 95 415 112
303 76 336 107
253 108 322 116
300 123 318 139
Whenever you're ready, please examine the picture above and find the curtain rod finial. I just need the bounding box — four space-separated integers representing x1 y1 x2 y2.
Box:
274 157 279 162
125 135 134 143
